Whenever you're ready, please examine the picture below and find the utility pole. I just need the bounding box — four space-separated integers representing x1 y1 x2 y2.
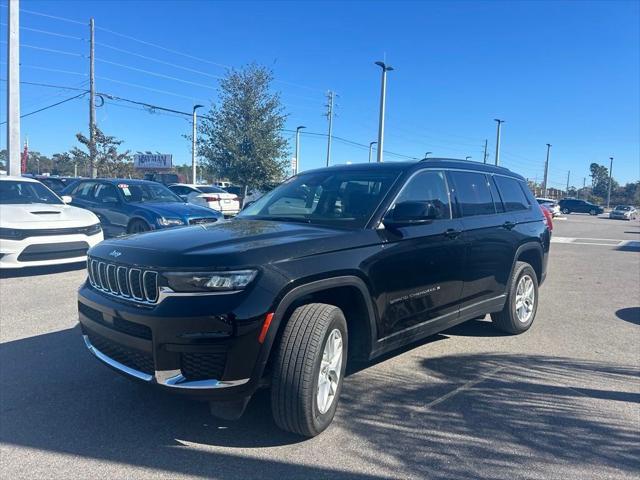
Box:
542 143 551 198
294 125 305 174
493 119 504 166
566 170 570 195
368 142 377 163
325 91 334 167
375 61 394 163
483 139 488 164
581 177 586 199
89 18 97 178
607 156 613 209
191 104 203 183
6 0 21 176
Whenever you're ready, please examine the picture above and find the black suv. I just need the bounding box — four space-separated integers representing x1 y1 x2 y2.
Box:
558 198 604 215
78 159 549 436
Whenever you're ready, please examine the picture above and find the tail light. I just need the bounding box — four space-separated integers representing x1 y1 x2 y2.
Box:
540 205 553 231
202 195 220 202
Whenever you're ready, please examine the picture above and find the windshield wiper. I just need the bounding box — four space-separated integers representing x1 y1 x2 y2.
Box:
253 216 312 224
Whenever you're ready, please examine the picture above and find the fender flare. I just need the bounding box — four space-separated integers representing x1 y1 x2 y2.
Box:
509 241 543 285
254 276 379 379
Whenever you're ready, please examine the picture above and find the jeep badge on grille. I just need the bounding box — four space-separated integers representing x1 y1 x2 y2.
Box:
109 250 122 258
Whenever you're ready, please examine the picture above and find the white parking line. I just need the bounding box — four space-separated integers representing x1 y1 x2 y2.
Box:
551 237 640 248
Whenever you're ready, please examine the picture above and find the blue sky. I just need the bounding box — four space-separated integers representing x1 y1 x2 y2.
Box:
1 0 639 186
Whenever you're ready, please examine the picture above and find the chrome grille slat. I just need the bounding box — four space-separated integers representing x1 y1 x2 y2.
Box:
86 257 158 305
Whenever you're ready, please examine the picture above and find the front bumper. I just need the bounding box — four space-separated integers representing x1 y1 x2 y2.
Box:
0 232 103 268
77 282 269 400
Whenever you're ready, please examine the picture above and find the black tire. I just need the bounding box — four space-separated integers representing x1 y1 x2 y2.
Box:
561 207 570 214
491 261 538 334
271 303 348 437
127 219 150 234
589 209 597 216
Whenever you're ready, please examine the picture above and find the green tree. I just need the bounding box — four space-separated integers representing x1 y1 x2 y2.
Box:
198 64 289 195
71 127 133 178
589 162 618 198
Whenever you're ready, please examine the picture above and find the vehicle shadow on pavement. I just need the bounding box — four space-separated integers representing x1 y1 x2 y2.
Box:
0 261 86 279
1 325 639 479
615 307 640 326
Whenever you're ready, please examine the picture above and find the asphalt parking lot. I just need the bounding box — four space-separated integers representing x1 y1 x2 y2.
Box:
1 214 639 480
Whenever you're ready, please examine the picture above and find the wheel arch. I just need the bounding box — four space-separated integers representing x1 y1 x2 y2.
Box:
260 276 378 378
511 242 543 285
126 216 152 232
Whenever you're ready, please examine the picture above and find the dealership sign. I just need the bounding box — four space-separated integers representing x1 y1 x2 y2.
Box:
133 154 173 170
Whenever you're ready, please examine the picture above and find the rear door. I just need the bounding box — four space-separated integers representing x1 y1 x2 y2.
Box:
448 170 515 310
370 169 465 338
91 183 128 237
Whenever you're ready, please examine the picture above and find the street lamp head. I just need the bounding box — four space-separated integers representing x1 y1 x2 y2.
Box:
465 156 472 160
494 118 504 123
297 125 306 131
370 141 378 146
546 143 552 148
375 61 393 71
193 104 204 111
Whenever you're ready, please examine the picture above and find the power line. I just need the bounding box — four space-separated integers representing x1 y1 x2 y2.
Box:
95 58 218 90
96 41 224 81
0 92 86 125
0 40 84 57
0 61 88 77
96 75 208 102
0 22 86 41
16 7 87 26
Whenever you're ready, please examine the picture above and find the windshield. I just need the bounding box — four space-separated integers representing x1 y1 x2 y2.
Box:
238 169 401 228
614 205 631 211
117 182 183 203
0 180 62 205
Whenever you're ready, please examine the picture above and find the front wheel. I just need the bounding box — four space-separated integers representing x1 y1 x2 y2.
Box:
492 261 539 334
127 219 150 234
271 303 348 437
561 208 570 214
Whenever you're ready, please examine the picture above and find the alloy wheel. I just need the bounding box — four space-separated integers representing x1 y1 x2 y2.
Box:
515 274 535 324
317 329 343 414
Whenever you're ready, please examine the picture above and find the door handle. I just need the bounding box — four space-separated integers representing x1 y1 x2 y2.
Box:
444 228 461 239
502 221 516 230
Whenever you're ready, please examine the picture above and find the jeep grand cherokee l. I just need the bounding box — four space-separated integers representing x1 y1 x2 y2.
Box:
78 159 549 437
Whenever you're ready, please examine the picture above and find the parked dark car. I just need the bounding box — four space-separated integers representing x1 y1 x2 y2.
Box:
78 159 549 437
30 175 80 194
62 178 221 237
143 172 183 185
558 198 604 215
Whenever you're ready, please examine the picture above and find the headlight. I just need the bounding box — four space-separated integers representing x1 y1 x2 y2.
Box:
157 217 185 226
0 228 24 240
84 223 102 235
163 270 258 292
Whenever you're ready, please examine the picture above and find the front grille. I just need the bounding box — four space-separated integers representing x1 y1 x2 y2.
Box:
87 256 158 304
17 242 89 262
181 347 227 381
86 330 155 375
189 217 217 225
0 224 101 240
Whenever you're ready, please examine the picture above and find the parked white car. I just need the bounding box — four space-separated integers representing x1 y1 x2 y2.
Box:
0 176 103 268
168 184 240 217
535 198 561 217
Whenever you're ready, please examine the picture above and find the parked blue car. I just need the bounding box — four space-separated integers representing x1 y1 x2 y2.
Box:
62 179 222 237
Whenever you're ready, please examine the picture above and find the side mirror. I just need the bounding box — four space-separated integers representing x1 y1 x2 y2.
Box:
242 200 255 211
385 201 438 227
61 195 72 204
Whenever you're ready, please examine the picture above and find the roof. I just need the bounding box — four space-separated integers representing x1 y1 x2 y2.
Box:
0 175 39 183
73 178 157 185
302 158 525 180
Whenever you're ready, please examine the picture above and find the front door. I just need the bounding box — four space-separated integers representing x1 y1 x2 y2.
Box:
369 169 465 339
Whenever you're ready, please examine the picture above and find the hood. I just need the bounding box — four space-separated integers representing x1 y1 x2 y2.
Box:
90 219 376 269
0 203 99 229
133 202 221 219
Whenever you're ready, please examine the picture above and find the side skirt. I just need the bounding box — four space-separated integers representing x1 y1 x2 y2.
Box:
370 295 506 359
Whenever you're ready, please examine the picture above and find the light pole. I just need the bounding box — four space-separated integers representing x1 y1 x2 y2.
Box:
607 156 614 209
465 156 472 161
294 125 305 174
543 143 551 198
191 104 203 184
368 141 377 163
494 119 504 166
423 151 432 160
375 61 394 163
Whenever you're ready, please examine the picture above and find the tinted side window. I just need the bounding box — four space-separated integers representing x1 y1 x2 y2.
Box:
449 171 496 217
494 176 530 212
394 170 451 220
93 183 119 203
73 181 97 199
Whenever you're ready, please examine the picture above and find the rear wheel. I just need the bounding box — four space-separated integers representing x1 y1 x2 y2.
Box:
491 261 538 334
589 209 597 216
271 303 348 437
127 219 150 234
